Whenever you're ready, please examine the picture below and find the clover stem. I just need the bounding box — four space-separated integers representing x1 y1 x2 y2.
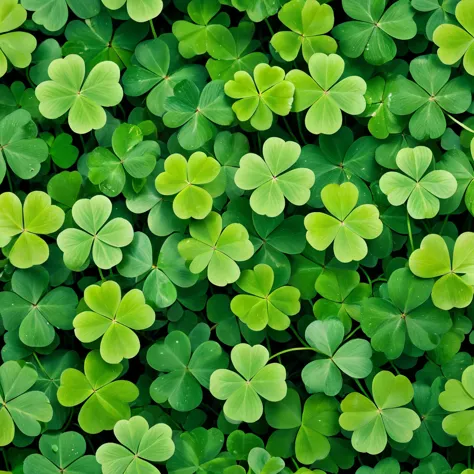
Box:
288 325 309 347
468 446 471 468
439 215 449 235
63 407 75 431
389 360 400 375
149 20 158 38
354 379 370 399
264 18 275 36
406 210 415 254
282 117 299 143
32 352 49 380
266 335 281 363
1 448 9 471
291 458 299 471
85 435 96 454
79 135 86 153
446 113 474 134
359 266 372 286
4 167 13 192
296 112 308 145
344 325 361 341
268 347 318 360
98 268 106 281
257 132 263 153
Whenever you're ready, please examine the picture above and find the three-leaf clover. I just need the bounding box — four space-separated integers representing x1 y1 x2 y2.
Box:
270 0 337 62
57 350 139 434
380 146 457 219
73 281 155 364
57 195 134 271
147 330 228 412
0 266 78 348
230 264 301 331
433 0 474 75
286 53 367 135
302 318 373 396
210 343 287 423
409 233 474 310
101 0 163 22
224 64 295 130
361 267 452 359
339 370 421 454
0 360 53 446
248 448 285 474
35 54 123 134
332 0 417 65
234 137 315 217
155 152 223 220
388 54 472 141
304 182 383 263
412 0 458 40
96 416 175 474
178 211 254 286
24 431 101 474
0 191 65 269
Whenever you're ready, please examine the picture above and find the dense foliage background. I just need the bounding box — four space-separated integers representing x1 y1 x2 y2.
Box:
0 0 474 473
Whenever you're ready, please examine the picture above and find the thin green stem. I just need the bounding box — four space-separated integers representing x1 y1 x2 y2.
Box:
79 135 86 153
344 325 361 341
4 167 13 192
162 12 173 25
389 360 400 375
98 268 106 281
447 113 474 134
359 266 372 286
288 325 309 347
85 435 96 454
257 132 262 153
406 210 415 254
371 277 387 284
439 214 449 235
63 408 75 431
266 335 281 363
2 448 9 471
282 117 299 142
264 18 275 36
33 352 50 380
149 19 157 38
468 446 471 468
291 458 299 471
354 379 370 399
296 112 308 145
269 347 317 361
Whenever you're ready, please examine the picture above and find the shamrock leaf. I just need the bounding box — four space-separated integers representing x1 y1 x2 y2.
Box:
96 416 174 474
332 0 417 65
412 0 459 40
50 133 79 169
248 448 285 474
356 457 400 474
206 21 268 81
302 318 373 396
304 182 383 263
210 343 287 423
0 191 65 269
361 267 452 359
224 64 295 130
228 0 281 22
155 152 223 220
287 53 367 135
439 364 474 446
178 211 254 286
123 37 207 117
412 453 453 474
271 0 337 62
234 137 315 217
21 0 100 32
230 263 301 331
57 350 139 434
164 80 234 150
226 430 264 461
339 370 421 454
0 109 48 185
0 0 36 78
0 266 77 348
101 0 163 22
35 54 123 134
380 146 457 219
147 331 228 411
24 431 101 474
409 233 474 310
88 123 160 197
73 280 155 364
388 55 472 141
433 0 474 75
0 360 53 446
265 388 340 464
57 195 133 271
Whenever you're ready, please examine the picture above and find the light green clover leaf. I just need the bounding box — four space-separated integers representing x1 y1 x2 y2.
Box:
360 267 452 360
57 350 139 434
439 364 474 446
224 64 295 130
0 266 78 348
96 416 175 474
227 0 281 23
0 360 53 446
73 280 155 364
302 318 373 396
248 448 285 474
88 123 160 197
412 0 459 40
101 0 163 22
155 152 223 220
231 264 300 332
270 0 337 62
178 211 254 286
304 182 383 263
433 0 474 75
0 0 36 78
234 137 315 217
147 330 228 412
210 343 287 423
409 233 474 310
286 53 367 135
339 370 421 454
356 457 400 474
0 191 65 269
332 0 417 66
35 54 123 134
57 195 133 271
380 146 457 219
24 431 101 474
